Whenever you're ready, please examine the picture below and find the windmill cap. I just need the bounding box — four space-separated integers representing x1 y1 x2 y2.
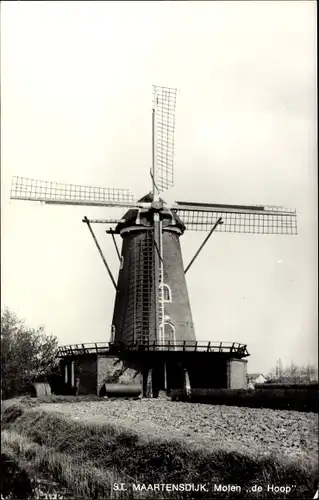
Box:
115 192 185 234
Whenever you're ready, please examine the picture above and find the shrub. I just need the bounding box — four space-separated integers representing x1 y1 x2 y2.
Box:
0 453 34 499
1 404 26 426
256 382 319 390
170 387 319 412
1 308 59 399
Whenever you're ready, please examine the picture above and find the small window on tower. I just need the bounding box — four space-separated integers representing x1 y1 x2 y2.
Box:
120 256 124 270
162 284 172 302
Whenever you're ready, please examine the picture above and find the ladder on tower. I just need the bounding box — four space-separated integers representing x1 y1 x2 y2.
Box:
158 267 165 348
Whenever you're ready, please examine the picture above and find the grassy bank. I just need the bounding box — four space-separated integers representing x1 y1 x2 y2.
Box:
1 400 318 499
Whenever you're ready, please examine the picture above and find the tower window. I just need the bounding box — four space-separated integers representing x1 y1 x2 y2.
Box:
161 284 172 302
164 322 176 349
120 256 124 270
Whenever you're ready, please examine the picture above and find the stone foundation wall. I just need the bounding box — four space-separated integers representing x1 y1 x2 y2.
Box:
61 353 248 396
76 356 98 395
97 355 143 395
227 359 248 389
60 355 97 395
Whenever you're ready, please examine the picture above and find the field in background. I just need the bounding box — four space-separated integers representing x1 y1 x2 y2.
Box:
1 397 318 499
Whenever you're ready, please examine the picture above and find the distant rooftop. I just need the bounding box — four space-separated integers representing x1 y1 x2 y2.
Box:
247 373 267 380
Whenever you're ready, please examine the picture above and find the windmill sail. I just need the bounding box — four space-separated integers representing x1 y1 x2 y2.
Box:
152 86 177 192
173 201 297 234
10 176 137 208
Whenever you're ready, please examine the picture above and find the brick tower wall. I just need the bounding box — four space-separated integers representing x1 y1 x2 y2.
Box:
112 227 196 345
162 231 196 342
112 230 155 344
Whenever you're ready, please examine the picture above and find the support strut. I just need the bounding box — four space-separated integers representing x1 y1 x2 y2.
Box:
111 231 121 261
184 217 223 274
83 216 117 290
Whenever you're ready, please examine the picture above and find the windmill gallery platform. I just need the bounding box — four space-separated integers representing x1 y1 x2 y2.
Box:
58 341 249 397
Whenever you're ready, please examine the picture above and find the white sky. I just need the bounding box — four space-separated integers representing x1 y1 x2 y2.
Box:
1 1 317 373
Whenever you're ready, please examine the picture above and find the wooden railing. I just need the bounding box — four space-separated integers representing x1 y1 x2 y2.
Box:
57 341 249 357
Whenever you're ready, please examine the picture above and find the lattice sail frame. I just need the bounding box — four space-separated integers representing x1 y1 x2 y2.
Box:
153 86 177 192
174 207 297 234
10 176 135 207
81 205 298 236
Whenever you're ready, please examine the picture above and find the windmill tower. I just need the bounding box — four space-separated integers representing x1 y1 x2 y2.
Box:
10 86 298 397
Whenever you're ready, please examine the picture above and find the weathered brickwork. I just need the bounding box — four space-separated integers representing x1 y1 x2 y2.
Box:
112 231 155 344
61 351 249 395
162 231 196 342
75 355 98 395
112 197 196 346
112 228 196 345
60 355 97 395
227 359 248 389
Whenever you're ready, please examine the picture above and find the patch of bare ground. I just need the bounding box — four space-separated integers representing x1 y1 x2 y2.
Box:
1 399 318 499
38 400 318 465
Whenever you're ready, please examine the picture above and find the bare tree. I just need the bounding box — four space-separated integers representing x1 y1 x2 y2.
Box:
267 359 318 383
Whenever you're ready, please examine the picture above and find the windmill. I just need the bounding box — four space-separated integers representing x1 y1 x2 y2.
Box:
10 85 297 396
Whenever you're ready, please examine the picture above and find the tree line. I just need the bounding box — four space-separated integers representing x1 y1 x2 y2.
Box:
267 358 318 384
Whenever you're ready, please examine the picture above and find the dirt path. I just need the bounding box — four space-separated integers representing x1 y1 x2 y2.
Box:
38 400 318 464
